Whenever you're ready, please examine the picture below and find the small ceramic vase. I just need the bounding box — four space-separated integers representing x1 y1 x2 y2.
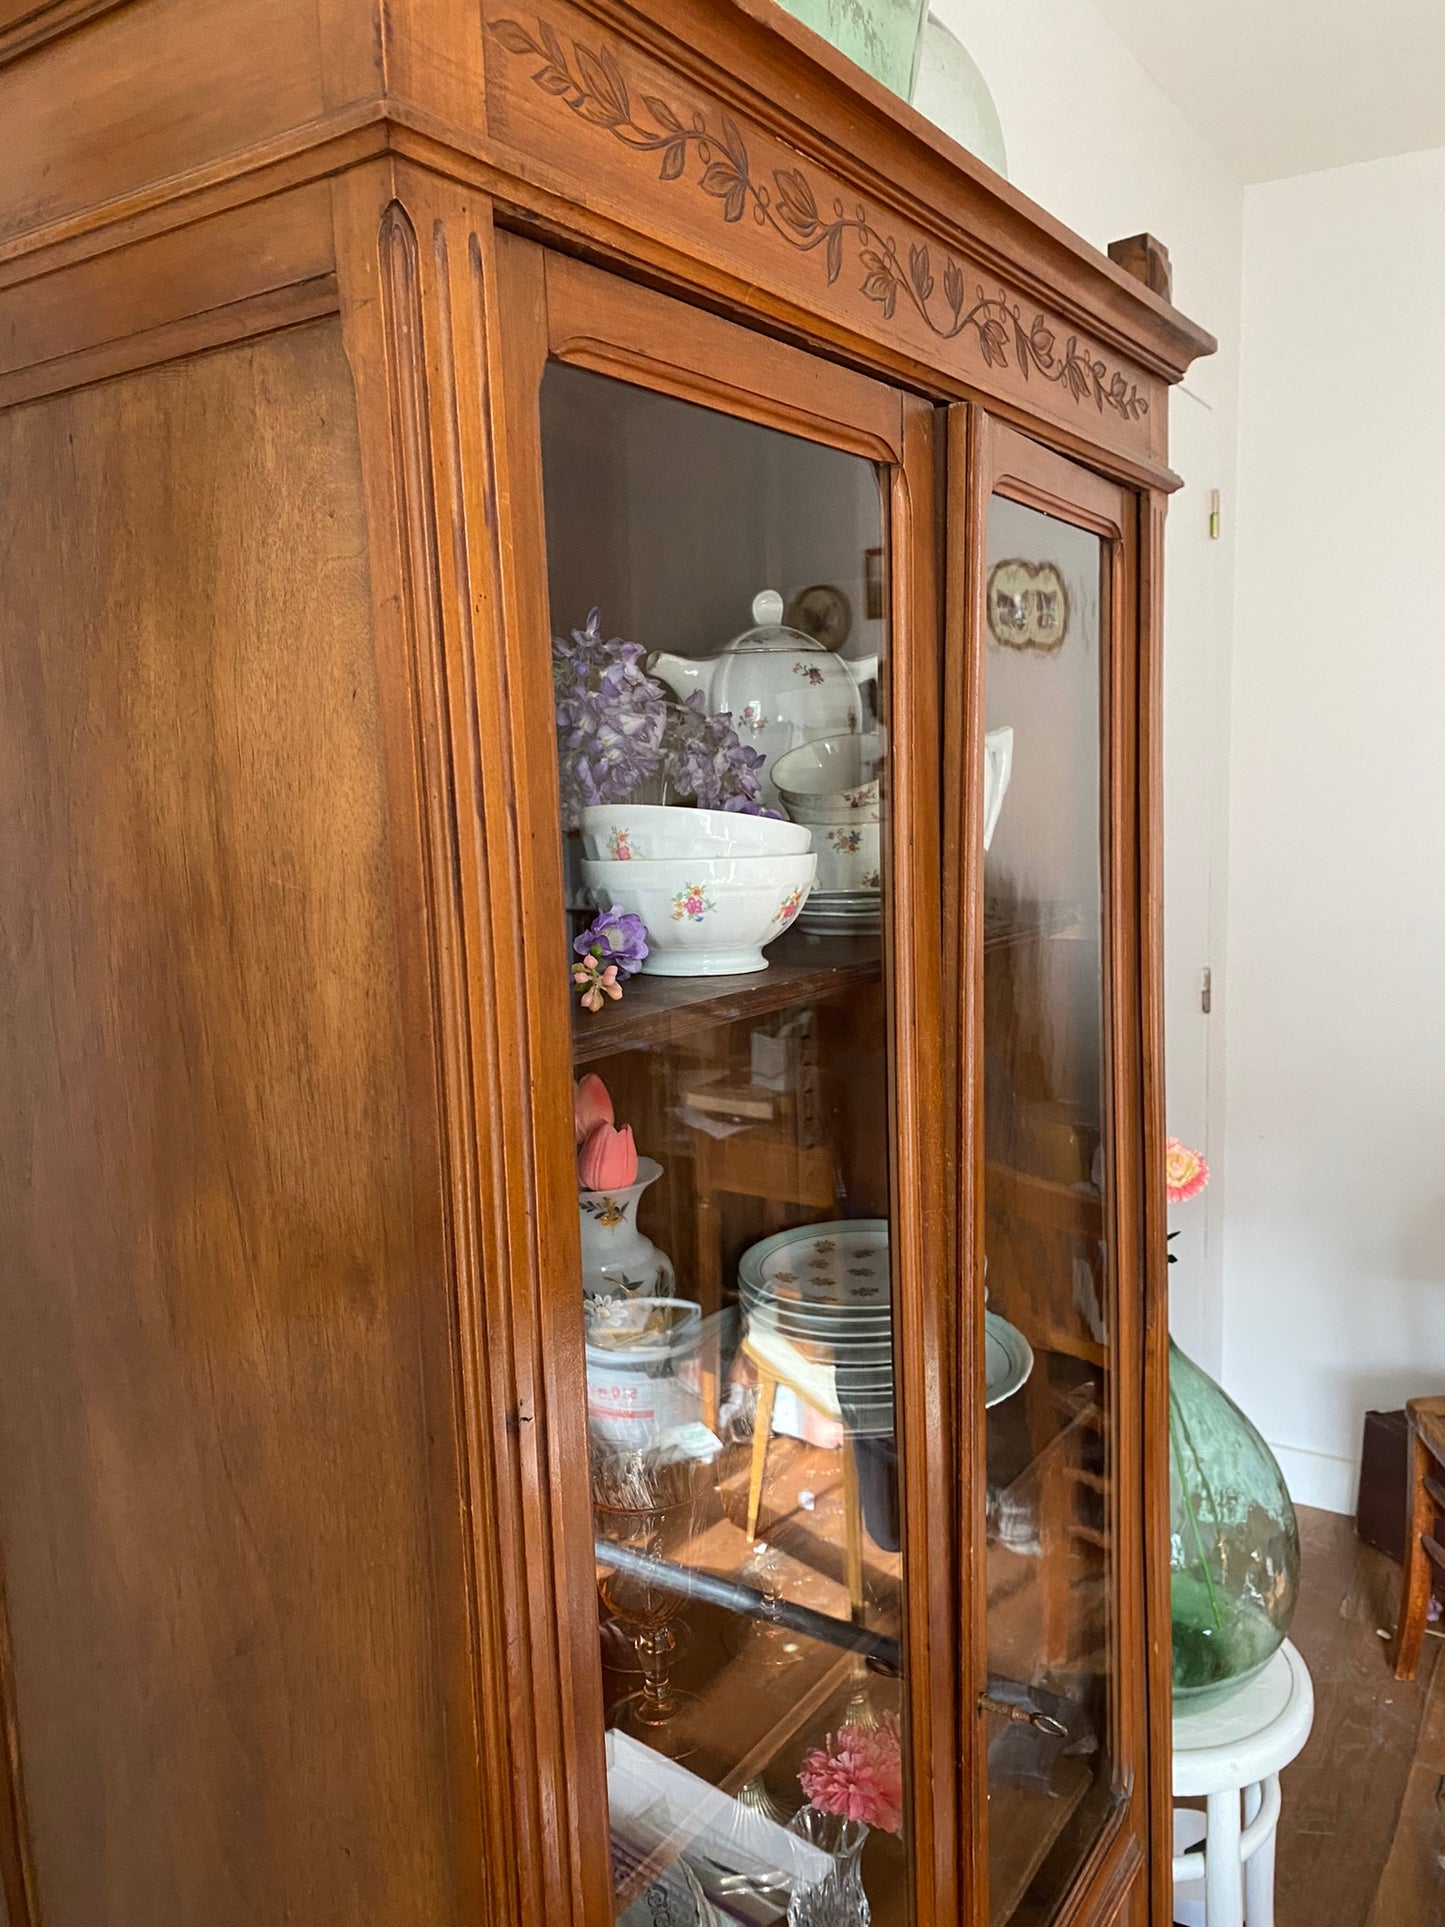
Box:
578 1156 675 1303
786 1807 871 1926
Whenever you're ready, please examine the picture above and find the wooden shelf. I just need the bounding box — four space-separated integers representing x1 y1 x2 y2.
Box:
572 929 882 1064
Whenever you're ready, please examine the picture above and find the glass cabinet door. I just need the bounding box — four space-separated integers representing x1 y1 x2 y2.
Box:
509 247 950 1927
971 424 1142 1924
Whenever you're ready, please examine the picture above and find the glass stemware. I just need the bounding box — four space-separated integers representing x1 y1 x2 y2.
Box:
593 1445 711 1756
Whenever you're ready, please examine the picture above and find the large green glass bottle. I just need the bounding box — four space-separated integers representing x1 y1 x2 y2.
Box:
1170 1339 1301 1703
773 0 928 98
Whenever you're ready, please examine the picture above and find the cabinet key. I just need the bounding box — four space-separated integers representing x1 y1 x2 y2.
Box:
977 1692 1068 1737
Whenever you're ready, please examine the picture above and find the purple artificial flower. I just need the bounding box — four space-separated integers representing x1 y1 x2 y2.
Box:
551 610 780 822
662 691 770 814
553 610 667 825
574 905 650 979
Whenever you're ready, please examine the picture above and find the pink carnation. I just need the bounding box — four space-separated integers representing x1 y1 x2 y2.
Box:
797 1714 904 1834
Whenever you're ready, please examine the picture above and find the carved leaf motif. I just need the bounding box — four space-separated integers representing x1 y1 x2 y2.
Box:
490 16 540 53
488 16 1150 428
773 167 820 238
701 162 747 224
719 112 749 171
644 94 682 131
537 17 567 66
575 44 624 119
979 317 1009 368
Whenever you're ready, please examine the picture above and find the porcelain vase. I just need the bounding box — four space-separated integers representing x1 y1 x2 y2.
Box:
1169 1337 1301 1703
577 1156 676 1303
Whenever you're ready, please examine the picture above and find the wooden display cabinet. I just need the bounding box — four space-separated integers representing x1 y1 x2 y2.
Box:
0 2 1211 1924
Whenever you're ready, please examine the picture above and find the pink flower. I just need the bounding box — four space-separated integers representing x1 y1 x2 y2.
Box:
797 1714 903 1834
573 956 623 1014
573 1073 614 1143
1166 1137 1209 1203
578 1121 638 1190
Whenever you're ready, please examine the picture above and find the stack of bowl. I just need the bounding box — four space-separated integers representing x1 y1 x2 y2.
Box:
578 805 816 978
770 735 884 936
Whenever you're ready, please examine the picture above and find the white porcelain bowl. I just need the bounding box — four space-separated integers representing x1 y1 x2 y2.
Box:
773 734 884 822
578 803 810 862
812 818 882 893
580 853 817 976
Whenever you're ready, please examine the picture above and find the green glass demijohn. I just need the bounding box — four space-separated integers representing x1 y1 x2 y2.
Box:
774 0 928 98
1169 1337 1301 1704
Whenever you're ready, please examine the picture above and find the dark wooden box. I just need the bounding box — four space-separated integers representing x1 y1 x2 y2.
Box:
1356 1408 1409 1562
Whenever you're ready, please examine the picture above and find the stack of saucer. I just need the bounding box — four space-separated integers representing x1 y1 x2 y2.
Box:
739 1219 895 1435
738 1218 1035 1432
771 737 883 936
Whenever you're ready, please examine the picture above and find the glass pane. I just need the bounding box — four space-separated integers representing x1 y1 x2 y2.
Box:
980 496 1120 1923
540 360 918 1925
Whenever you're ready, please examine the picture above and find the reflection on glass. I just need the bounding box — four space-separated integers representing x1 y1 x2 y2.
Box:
540 363 913 1924
981 495 1119 1923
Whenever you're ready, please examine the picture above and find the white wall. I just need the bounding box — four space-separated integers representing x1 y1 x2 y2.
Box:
1224 147 1445 1512
931 0 1244 1369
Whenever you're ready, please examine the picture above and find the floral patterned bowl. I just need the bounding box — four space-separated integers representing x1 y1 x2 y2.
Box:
578 803 810 862
772 734 884 823
579 853 817 977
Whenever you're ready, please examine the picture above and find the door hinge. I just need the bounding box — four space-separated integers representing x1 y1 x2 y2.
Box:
1208 489 1221 540
1201 967 1213 1015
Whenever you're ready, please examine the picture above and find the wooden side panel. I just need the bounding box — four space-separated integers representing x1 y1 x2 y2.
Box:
0 320 472 1927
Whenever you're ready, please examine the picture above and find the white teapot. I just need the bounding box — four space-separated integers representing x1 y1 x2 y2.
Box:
648 591 879 806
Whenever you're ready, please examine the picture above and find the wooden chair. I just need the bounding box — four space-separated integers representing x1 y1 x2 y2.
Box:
740 1327 866 1623
1392 1395 1445 1680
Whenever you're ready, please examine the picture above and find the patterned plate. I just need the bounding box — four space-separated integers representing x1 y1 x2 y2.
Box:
738 1220 891 1311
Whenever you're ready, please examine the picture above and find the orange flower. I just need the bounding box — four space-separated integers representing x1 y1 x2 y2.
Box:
1165 1137 1209 1203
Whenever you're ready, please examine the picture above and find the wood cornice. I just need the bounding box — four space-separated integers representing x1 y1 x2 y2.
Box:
0 0 127 68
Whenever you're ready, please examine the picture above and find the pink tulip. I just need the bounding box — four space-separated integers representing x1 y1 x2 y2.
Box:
578 1121 638 1191
573 1072 615 1143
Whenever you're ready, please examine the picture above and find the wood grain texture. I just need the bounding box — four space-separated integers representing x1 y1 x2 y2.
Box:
0 319 473 1927
0 184 338 405
1277 1507 1445 1927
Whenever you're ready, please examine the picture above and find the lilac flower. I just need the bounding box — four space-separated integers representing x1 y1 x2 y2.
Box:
663 691 771 814
574 905 650 979
553 610 667 824
552 611 780 821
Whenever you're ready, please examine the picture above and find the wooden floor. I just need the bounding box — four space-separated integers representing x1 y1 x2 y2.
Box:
1274 1505 1445 1926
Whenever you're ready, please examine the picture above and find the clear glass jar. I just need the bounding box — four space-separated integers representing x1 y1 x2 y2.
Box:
1169 1338 1301 1703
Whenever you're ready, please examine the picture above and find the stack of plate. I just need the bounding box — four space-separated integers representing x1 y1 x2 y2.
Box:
790 889 882 936
740 1220 895 1435
738 1219 1033 1430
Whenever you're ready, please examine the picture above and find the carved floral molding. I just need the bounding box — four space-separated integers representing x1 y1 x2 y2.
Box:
488 14 1148 422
